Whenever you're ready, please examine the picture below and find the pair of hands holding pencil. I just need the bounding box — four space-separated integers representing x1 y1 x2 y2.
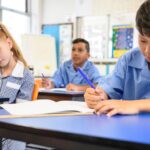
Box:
41 73 84 91
84 87 141 117
42 77 83 91
80 69 141 117
80 67 141 116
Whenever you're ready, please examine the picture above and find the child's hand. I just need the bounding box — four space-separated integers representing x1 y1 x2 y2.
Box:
94 100 140 117
41 78 52 89
66 84 80 91
84 87 108 109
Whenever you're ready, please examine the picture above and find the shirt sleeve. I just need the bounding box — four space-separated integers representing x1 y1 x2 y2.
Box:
17 70 34 100
98 55 127 99
89 65 101 84
51 64 66 88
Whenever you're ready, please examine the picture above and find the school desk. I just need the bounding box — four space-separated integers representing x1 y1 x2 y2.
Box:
38 88 84 101
0 109 150 150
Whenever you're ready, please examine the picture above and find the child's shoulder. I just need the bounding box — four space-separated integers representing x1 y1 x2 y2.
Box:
62 59 72 67
128 47 140 55
121 47 145 67
83 60 97 70
24 68 34 81
86 60 95 66
63 59 72 64
122 47 141 60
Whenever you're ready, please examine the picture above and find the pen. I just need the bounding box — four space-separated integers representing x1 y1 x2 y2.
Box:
77 67 95 89
42 73 45 78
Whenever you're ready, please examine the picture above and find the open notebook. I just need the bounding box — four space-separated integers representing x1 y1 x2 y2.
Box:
39 88 85 94
0 100 94 117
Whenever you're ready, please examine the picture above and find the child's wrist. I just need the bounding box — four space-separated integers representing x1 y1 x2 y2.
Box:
135 100 150 112
132 100 144 113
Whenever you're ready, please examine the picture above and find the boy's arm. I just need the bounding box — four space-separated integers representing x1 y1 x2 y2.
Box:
66 84 90 91
84 55 128 109
135 100 150 112
98 54 128 99
94 99 150 117
51 64 66 88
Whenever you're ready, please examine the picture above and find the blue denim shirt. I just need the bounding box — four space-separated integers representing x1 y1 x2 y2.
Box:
0 61 34 103
52 60 101 88
99 48 150 100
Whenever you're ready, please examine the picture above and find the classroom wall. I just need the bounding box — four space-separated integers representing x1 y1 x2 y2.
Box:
92 0 145 15
31 0 145 35
42 0 145 24
31 0 43 34
42 0 76 24
40 0 146 75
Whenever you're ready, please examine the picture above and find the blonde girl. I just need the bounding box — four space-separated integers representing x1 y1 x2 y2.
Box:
0 22 34 103
0 22 34 150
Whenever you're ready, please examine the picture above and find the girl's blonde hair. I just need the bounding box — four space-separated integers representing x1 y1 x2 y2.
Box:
0 22 28 67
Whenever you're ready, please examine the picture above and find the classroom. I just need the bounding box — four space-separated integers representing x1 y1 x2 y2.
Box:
1 0 150 150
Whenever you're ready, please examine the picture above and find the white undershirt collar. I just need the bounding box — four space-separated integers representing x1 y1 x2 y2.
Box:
11 61 24 78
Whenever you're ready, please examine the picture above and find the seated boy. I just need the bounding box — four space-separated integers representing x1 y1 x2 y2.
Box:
84 0 150 117
42 38 101 91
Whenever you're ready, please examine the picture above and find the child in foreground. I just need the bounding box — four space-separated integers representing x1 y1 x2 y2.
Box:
84 0 150 117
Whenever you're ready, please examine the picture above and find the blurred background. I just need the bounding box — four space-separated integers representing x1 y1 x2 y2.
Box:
0 0 145 76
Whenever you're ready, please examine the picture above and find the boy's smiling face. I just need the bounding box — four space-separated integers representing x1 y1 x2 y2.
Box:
71 42 90 68
138 34 150 63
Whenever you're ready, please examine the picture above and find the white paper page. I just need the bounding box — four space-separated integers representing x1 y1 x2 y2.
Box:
51 88 84 94
50 88 67 92
57 101 94 113
39 88 67 92
39 88 84 94
39 88 50 92
1 100 56 115
0 100 93 115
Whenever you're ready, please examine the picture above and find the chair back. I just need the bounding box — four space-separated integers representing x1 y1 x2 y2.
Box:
32 80 40 100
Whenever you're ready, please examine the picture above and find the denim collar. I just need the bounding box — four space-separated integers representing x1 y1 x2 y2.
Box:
67 60 90 71
11 61 24 78
128 48 148 69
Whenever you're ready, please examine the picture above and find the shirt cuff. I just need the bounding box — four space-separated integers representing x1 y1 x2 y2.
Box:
99 83 118 99
51 79 65 88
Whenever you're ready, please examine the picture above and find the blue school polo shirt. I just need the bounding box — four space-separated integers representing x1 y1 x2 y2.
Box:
0 61 34 103
52 60 101 88
99 48 150 100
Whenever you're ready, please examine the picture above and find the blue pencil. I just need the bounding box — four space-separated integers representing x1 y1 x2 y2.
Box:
77 67 95 89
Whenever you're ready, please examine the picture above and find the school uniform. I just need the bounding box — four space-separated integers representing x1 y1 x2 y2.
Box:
52 60 101 88
0 61 34 150
0 61 34 103
99 48 150 100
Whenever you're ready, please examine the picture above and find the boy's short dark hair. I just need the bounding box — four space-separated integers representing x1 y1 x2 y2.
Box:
136 0 150 37
72 38 90 52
